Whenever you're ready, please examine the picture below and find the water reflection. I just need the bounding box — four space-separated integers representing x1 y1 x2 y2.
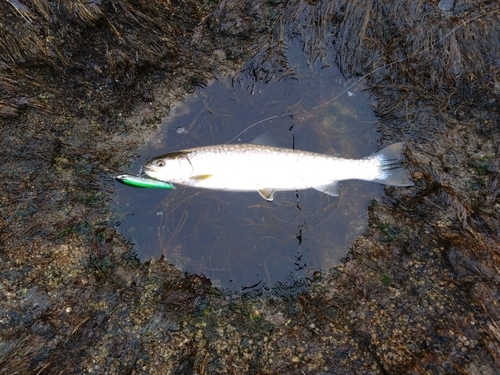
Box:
112 38 382 291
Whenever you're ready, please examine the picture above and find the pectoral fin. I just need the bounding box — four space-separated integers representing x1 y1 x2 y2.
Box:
313 181 340 197
258 188 275 201
190 174 213 181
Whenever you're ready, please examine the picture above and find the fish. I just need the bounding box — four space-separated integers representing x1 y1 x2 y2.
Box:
115 174 174 189
143 135 413 201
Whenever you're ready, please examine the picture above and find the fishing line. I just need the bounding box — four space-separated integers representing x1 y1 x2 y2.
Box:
225 7 499 144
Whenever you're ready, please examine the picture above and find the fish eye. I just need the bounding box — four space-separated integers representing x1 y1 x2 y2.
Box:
155 160 165 167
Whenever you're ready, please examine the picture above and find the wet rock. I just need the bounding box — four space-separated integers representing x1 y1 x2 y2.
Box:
1 0 499 373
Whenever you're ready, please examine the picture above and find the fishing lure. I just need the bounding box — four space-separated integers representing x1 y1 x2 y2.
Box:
115 174 174 189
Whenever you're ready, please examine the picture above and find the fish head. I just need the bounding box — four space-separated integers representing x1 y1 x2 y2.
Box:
144 151 193 183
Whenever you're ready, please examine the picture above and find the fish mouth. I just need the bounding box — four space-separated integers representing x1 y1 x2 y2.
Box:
142 165 172 185
142 165 158 179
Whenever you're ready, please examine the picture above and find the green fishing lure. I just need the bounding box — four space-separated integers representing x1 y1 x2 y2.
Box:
115 174 174 189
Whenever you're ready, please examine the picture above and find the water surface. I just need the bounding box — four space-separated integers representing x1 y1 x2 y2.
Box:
112 38 383 291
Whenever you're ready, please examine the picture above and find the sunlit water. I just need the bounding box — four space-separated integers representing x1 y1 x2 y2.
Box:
112 38 383 291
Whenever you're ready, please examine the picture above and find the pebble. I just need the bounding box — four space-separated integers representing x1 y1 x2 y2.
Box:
438 0 454 11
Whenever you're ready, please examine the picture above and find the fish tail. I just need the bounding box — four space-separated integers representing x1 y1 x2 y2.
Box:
371 142 414 187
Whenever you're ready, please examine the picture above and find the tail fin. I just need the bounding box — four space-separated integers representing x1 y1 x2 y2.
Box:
372 142 414 187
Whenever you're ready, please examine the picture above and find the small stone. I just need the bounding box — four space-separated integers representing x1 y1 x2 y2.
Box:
438 0 454 11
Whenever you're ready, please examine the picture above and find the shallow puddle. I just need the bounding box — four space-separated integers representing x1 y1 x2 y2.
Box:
112 38 384 291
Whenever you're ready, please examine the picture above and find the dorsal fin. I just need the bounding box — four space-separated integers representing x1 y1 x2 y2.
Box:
250 132 279 147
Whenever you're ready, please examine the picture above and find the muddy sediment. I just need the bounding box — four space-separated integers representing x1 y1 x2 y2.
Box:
1 0 499 373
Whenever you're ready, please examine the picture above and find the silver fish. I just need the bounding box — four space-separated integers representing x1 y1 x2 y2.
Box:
144 137 413 201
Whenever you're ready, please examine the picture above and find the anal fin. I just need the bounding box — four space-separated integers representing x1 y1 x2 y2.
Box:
258 188 275 201
313 181 340 197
